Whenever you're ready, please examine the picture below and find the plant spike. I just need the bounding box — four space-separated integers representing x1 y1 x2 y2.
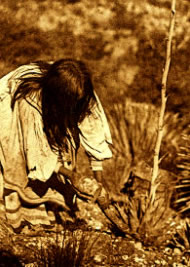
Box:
150 0 176 203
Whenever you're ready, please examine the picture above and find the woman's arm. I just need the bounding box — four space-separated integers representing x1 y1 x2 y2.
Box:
56 165 81 184
57 165 103 190
55 164 109 207
93 170 103 183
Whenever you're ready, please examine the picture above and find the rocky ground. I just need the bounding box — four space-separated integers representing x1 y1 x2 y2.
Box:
0 196 190 267
0 159 190 266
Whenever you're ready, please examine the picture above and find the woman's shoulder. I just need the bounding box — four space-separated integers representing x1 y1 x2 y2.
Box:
0 63 42 96
11 63 42 79
0 63 41 83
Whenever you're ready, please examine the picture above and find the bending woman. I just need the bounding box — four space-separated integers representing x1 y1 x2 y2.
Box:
0 59 112 229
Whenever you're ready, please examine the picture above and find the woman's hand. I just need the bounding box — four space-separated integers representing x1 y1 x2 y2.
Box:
92 171 110 209
56 165 110 208
56 165 100 200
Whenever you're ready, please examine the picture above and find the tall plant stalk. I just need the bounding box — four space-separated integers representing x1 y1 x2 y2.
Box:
150 0 176 202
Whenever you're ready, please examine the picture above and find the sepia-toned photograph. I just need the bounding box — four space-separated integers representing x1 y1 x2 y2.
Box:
0 0 190 266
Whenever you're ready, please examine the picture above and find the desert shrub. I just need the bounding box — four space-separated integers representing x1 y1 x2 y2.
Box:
171 126 190 215
38 231 88 266
103 99 188 195
0 0 190 115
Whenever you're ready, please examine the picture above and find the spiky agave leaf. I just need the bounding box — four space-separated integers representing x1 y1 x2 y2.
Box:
171 219 190 251
185 221 190 247
172 126 190 214
128 197 144 233
113 202 129 225
100 204 129 235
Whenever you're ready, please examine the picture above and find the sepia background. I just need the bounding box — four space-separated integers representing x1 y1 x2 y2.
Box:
0 0 190 114
1 0 190 179
1 0 190 265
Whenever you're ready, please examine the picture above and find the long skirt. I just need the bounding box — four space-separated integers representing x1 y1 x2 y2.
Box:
0 173 77 229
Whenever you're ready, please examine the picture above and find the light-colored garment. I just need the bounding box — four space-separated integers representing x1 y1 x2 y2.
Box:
79 92 112 162
0 63 112 228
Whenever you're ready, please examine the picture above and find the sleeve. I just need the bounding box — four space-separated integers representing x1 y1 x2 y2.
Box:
78 92 112 171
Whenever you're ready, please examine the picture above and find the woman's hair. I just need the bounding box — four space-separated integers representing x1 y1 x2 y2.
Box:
11 59 96 152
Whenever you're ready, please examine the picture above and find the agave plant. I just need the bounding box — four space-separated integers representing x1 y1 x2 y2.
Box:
110 173 174 246
97 99 185 242
105 99 189 194
171 126 190 215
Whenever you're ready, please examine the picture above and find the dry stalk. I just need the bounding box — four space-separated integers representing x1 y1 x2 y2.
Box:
150 0 176 202
137 0 177 232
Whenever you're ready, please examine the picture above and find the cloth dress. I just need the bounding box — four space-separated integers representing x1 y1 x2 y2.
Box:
0 63 112 228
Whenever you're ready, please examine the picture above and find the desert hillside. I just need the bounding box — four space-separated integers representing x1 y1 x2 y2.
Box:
0 0 189 116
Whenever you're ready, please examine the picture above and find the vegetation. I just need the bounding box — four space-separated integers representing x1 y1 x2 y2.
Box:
0 0 190 116
1 0 190 265
171 126 190 215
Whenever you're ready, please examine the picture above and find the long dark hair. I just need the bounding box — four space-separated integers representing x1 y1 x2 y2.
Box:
11 59 96 153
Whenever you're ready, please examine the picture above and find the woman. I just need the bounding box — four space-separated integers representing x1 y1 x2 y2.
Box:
0 59 112 229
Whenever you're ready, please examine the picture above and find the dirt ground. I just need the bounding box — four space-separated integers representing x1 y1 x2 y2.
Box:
0 196 190 267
